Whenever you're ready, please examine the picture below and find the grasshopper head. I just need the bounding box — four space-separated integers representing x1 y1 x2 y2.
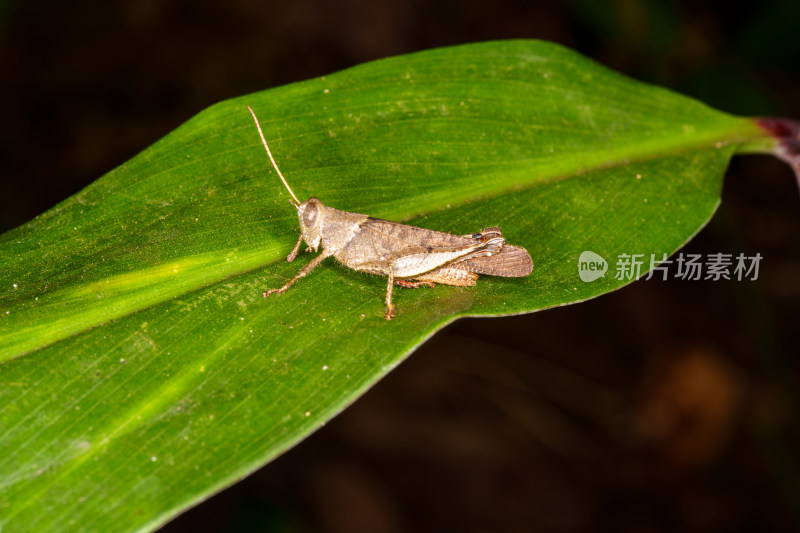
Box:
296 197 323 251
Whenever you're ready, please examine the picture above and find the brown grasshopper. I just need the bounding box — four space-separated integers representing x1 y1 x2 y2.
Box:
248 106 533 320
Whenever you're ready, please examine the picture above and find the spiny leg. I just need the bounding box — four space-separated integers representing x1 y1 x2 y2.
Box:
264 252 330 297
412 265 478 286
387 279 440 319
396 279 436 288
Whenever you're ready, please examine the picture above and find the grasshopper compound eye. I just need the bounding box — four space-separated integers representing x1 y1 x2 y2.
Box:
301 201 320 228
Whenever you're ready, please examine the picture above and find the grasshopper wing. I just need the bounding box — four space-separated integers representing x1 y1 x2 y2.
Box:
462 244 533 277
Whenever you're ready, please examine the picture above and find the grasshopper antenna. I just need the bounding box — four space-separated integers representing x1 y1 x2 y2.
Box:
247 105 300 207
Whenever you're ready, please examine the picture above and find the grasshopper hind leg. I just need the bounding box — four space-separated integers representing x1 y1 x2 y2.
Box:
386 269 472 319
384 269 438 320
396 279 436 288
385 276 435 320
412 266 478 287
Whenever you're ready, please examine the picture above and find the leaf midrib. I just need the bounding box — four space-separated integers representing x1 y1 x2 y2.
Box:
0 115 761 361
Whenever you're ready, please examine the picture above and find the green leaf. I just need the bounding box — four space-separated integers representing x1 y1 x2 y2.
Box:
0 40 783 532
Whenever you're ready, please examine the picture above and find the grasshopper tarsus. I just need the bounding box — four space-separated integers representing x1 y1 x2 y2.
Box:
263 278 296 297
263 287 286 298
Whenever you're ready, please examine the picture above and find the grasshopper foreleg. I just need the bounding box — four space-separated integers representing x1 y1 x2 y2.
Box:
286 234 304 262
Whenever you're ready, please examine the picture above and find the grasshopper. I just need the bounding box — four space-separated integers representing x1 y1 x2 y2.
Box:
248 106 533 320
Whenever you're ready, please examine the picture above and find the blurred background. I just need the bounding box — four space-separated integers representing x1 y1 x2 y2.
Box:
2 0 799 531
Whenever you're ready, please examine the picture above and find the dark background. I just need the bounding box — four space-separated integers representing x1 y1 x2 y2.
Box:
2 0 799 531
